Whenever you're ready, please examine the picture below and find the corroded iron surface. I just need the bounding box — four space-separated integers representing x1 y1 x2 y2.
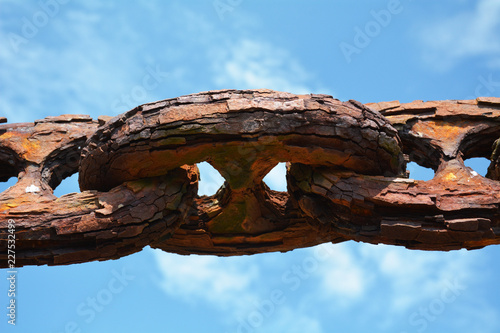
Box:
1 90 500 267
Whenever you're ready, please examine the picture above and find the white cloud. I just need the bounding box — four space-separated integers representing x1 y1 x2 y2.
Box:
419 0 500 70
151 237 495 332
315 243 367 302
264 308 323 333
363 244 475 314
152 249 259 312
212 38 324 94
125 4 328 96
0 6 137 122
151 247 326 332
307 240 484 329
0 2 330 125
0 2 184 123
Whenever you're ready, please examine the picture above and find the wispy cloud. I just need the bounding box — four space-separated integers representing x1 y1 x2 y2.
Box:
151 240 492 332
151 248 327 332
316 243 367 303
162 5 327 95
0 2 330 124
264 308 323 333
276 242 492 330
418 0 500 71
0 4 138 122
211 38 318 94
152 250 259 312
0 2 183 122
360 244 474 313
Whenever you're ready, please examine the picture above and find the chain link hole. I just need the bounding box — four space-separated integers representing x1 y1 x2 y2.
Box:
263 162 287 191
0 176 18 193
464 157 489 177
407 162 435 181
53 173 80 197
197 162 225 196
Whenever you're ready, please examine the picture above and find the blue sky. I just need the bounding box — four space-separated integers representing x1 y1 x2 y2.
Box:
1 0 500 332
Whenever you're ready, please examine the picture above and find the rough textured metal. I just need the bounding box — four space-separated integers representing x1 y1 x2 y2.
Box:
1 90 500 267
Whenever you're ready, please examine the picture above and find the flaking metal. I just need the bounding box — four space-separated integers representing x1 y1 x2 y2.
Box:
1 90 500 267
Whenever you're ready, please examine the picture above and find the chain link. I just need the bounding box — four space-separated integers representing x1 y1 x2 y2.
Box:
1 90 500 266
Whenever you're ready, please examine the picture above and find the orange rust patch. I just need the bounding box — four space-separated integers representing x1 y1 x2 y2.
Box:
21 138 41 159
0 131 42 160
0 131 15 140
443 172 458 182
0 201 19 212
411 120 474 144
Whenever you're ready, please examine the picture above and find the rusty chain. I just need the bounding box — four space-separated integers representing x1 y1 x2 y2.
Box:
1 90 500 267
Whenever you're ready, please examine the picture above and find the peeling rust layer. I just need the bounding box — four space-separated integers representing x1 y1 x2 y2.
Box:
1 91 500 267
79 89 403 191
